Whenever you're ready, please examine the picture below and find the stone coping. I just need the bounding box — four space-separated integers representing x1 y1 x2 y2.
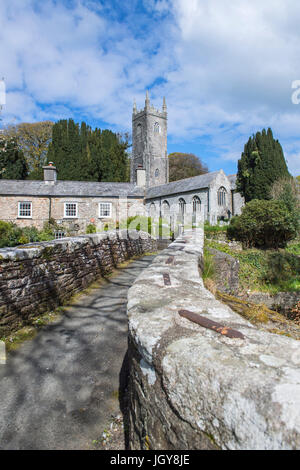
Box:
0 229 155 261
127 228 300 449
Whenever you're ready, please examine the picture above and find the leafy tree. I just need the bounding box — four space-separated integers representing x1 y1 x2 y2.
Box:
4 121 53 178
168 152 208 182
0 133 28 179
236 128 290 202
227 199 298 249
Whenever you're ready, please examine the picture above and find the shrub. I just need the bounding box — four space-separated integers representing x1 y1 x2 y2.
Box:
0 219 66 248
0 221 22 248
22 226 39 242
86 224 96 234
265 252 300 284
227 199 299 249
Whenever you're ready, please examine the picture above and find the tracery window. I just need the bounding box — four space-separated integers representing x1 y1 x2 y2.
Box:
179 198 186 219
217 187 226 206
192 196 201 213
154 122 160 133
162 200 170 217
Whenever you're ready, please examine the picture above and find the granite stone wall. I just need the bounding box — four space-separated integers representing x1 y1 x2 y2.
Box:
127 228 300 450
0 230 156 336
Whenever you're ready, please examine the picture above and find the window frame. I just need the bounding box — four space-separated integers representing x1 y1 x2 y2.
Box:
99 202 112 218
18 201 32 219
217 187 227 207
192 196 201 214
64 202 78 219
154 122 160 133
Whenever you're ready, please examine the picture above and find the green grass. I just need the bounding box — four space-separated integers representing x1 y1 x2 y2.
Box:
202 247 215 280
205 238 300 294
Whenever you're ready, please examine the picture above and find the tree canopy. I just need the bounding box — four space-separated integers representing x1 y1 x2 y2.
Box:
236 128 290 202
168 152 208 182
4 121 53 179
46 119 130 182
0 133 28 180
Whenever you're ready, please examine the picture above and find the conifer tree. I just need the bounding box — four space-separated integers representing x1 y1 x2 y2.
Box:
47 119 129 182
236 128 290 202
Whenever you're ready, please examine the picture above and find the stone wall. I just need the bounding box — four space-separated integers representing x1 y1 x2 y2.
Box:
127 228 300 450
0 230 156 336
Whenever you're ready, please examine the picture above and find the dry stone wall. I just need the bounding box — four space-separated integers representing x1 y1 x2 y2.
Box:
127 228 300 450
0 230 156 336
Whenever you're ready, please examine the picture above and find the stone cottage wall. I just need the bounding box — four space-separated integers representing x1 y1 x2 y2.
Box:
0 195 145 233
127 228 300 450
0 230 156 336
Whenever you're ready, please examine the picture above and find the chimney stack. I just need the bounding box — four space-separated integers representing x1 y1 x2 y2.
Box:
43 162 57 184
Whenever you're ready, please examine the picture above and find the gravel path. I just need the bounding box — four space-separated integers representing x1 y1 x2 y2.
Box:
0 255 155 450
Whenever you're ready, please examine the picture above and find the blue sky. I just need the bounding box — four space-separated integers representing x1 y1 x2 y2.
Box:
1 0 300 175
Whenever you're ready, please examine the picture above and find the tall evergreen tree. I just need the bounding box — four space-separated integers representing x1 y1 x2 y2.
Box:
46 119 130 182
236 128 290 202
0 133 28 179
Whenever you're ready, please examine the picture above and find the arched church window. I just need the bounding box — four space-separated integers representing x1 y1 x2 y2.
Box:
150 203 156 218
136 124 142 138
179 198 186 219
217 187 226 206
192 196 201 213
162 200 170 217
155 168 159 178
154 122 160 133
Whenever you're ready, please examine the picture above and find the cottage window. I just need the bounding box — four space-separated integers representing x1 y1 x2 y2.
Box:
99 202 112 218
55 231 65 239
64 202 78 218
18 201 32 218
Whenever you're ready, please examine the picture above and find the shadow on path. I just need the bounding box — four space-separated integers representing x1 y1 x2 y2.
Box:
0 255 155 450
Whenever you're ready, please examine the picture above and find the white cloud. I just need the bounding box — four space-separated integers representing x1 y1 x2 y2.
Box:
0 0 300 174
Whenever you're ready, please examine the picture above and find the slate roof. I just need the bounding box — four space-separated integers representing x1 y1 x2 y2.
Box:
145 171 221 199
227 174 237 189
0 180 144 198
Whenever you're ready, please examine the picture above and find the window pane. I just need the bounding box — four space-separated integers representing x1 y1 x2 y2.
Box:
65 203 77 217
19 202 31 217
99 203 111 217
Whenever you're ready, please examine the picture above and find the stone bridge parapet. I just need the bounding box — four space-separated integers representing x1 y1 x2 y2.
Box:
0 230 156 335
127 228 300 450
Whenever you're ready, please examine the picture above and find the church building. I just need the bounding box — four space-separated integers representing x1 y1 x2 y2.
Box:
0 93 244 236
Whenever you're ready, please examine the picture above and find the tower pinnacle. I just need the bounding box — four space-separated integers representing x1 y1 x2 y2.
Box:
162 96 167 112
145 90 150 108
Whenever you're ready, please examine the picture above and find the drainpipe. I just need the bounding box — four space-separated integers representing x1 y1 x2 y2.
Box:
48 197 52 221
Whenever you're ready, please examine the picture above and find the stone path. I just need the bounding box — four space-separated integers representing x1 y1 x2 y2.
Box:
0 255 155 450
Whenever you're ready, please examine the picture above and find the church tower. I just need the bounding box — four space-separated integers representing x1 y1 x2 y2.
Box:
131 92 168 187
